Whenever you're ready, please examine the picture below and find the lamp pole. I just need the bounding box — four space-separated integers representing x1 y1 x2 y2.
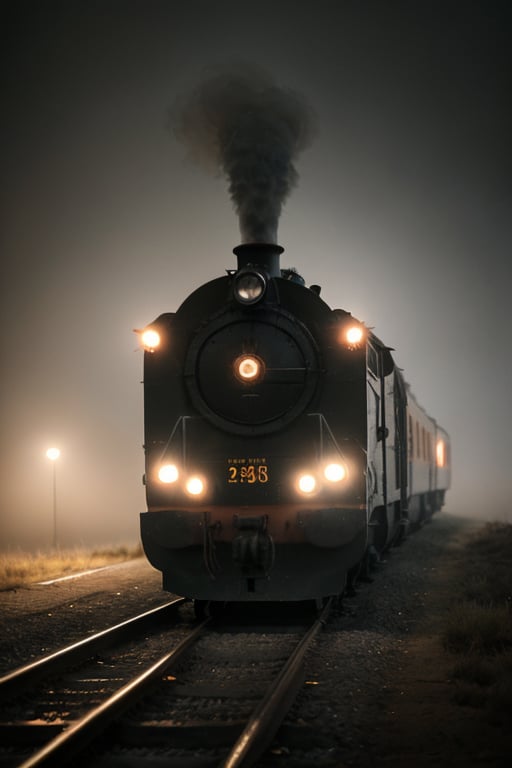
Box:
46 448 60 549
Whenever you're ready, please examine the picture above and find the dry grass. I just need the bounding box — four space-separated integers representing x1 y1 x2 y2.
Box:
0 544 143 591
443 601 512 655
442 521 512 723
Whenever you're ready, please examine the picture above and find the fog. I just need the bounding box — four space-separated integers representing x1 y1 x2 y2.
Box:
1 0 511 551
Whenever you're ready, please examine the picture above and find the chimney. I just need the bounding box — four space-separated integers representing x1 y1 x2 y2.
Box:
233 243 284 278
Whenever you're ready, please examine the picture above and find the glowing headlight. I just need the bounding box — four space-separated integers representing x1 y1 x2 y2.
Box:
158 464 178 483
324 462 347 482
346 326 363 344
234 271 266 304
186 476 205 496
298 474 317 494
141 328 161 352
234 354 264 383
345 325 364 346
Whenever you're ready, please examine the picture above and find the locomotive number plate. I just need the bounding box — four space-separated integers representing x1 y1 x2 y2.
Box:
227 457 269 484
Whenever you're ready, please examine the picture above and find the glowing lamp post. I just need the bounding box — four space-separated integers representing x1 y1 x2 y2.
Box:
46 447 60 548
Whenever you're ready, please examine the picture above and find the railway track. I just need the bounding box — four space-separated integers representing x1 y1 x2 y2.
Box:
0 598 333 767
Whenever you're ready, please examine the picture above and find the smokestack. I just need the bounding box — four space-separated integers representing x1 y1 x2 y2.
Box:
233 243 284 277
170 65 316 246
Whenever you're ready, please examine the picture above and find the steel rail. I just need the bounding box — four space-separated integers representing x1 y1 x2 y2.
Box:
17 616 211 768
0 596 186 702
220 598 333 768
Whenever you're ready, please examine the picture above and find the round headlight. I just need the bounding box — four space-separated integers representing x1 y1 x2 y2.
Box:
324 462 347 482
233 354 265 384
158 464 178 483
186 476 205 496
346 325 364 345
234 271 266 304
141 328 161 352
338 323 365 350
298 474 317 494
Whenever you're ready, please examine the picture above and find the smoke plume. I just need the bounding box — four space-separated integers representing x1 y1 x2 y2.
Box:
171 66 316 243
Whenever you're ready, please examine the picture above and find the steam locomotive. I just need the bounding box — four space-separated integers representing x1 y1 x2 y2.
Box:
139 243 450 604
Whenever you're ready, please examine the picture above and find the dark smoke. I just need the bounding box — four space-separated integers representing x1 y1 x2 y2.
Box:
171 66 316 243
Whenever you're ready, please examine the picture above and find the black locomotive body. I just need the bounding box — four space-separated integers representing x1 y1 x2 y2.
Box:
140 244 450 602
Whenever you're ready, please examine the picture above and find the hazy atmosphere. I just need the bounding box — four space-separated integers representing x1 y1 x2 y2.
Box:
1 0 511 550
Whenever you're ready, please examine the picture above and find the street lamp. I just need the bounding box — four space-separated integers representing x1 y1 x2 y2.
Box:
46 447 60 549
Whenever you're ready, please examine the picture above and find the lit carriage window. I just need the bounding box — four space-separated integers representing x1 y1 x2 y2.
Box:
436 440 445 468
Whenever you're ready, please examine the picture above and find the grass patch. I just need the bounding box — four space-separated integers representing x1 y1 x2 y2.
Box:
443 601 512 654
442 521 512 723
0 544 143 591
450 650 512 723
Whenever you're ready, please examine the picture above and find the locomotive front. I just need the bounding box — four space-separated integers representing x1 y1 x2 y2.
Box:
140 243 369 602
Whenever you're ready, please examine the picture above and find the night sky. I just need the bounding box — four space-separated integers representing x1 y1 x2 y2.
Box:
1 0 511 550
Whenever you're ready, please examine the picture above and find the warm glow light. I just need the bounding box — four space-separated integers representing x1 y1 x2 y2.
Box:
236 355 261 381
436 439 445 468
186 476 204 496
46 447 60 461
298 474 316 494
141 328 161 351
346 326 364 345
158 464 179 483
324 462 346 482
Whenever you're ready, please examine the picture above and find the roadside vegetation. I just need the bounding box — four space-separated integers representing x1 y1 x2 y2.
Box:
0 544 143 591
442 521 512 723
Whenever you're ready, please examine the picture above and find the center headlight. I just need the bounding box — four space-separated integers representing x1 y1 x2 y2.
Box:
233 354 265 384
233 270 266 304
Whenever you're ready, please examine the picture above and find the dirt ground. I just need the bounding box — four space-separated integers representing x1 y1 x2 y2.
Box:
367 516 512 768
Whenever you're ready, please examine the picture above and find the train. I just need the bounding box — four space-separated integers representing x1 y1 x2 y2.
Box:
139 242 450 606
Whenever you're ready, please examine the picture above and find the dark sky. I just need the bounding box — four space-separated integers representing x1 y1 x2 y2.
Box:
1 0 511 549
